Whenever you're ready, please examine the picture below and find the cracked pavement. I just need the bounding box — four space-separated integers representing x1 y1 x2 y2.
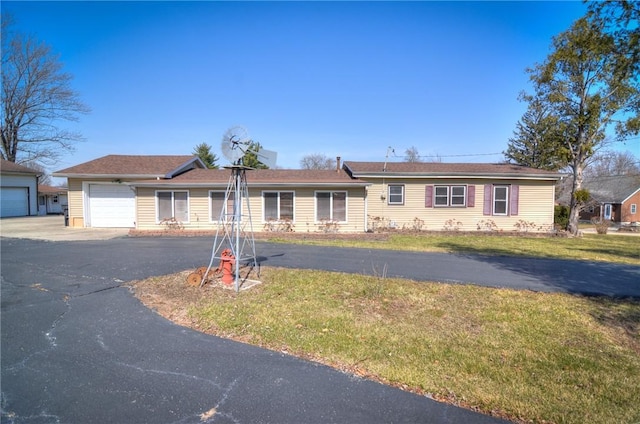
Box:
1 236 510 423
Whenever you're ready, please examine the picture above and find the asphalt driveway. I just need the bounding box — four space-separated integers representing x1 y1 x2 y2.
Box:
1 220 639 423
1 236 510 424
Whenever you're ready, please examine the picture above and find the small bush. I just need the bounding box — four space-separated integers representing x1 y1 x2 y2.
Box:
554 205 570 230
476 219 498 232
591 217 611 234
514 220 538 233
368 215 391 232
443 218 463 231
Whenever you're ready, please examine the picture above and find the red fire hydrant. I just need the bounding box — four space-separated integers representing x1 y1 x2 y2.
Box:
220 249 236 286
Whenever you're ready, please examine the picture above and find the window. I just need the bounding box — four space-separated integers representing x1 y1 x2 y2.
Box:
493 186 508 215
388 185 404 205
434 186 449 206
631 204 637 214
316 191 347 222
52 195 59 204
157 191 188 222
433 185 466 207
263 191 294 221
210 191 235 222
451 186 466 206
483 184 518 216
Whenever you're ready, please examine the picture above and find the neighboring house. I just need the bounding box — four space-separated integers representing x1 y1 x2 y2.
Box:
37 185 68 215
579 175 640 224
343 161 562 232
0 159 40 218
54 155 562 233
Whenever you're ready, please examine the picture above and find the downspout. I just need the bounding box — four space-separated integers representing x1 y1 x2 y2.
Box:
364 186 368 232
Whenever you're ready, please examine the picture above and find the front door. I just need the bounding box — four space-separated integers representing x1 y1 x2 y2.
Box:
603 203 612 220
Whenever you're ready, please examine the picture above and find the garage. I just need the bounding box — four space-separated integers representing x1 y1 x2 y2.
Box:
1 187 30 217
88 184 135 228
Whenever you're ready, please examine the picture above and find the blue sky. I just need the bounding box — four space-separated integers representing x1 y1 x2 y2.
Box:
6 0 622 176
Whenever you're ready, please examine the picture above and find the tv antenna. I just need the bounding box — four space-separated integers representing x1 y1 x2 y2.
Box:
383 146 395 172
201 126 276 292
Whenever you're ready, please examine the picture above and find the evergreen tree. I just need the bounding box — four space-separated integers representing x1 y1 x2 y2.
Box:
242 141 269 169
192 142 219 169
504 97 567 171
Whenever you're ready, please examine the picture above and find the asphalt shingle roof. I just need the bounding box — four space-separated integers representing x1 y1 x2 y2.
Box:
54 155 201 177
131 168 368 186
0 159 40 175
584 175 640 203
344 161 561 178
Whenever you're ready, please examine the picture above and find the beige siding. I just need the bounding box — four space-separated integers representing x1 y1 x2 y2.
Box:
135 186 367 233
366 178 556 232
66 175 555 233
66 178 84 227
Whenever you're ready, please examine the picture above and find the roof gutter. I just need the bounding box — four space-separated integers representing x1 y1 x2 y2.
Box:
130 181 372 188
52 173 167 179
350 172 562 181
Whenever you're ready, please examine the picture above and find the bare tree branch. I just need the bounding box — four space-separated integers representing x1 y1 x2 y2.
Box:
1 13 90 166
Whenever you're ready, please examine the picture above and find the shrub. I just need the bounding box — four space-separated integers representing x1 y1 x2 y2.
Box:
514 220 538 233
591 217 611 234
554 205 570 230
476 219 498 232
443 219 463 231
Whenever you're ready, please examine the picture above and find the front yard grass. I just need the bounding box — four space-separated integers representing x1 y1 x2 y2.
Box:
132 267 640 424
264 233 640 265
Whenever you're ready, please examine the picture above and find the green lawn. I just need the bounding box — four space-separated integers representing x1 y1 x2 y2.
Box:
264 233 640 265
133 231 640 424
174 268 640 424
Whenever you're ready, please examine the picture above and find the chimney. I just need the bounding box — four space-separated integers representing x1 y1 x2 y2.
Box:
336 156 341 172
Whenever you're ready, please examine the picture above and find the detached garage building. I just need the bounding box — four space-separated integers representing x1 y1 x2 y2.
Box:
0 159 40 218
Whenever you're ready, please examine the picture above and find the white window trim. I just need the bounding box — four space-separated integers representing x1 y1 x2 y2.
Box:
155 190 189 223
262 191 295 222
434 185 467 207
493 185 509 216
631 204 637 214
314 191 348 223
388 184 404 205
450 185 466 207
434 186 450 207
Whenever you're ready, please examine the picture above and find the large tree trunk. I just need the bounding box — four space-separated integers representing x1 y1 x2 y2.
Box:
567 161 584 236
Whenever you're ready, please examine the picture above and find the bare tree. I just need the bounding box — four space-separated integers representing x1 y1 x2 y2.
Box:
1 14 90 165
404 146 422 162
21 160 51 185
300 153 334 170
584 150 640 178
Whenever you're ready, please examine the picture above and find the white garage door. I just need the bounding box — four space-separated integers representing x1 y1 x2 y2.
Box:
1 187 29 217
88 184 135 228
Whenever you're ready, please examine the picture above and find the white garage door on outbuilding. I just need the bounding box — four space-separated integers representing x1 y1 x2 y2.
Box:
88 184 135 228
1 187 29 217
